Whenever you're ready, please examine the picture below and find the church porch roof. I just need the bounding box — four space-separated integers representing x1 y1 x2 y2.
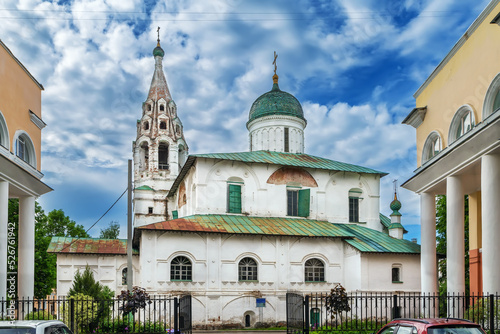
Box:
47 237 139 255
136 214 420 254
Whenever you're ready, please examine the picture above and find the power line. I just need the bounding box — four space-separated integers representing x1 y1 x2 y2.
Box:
0 14 463 22
0 8 468 22
57 187 128 253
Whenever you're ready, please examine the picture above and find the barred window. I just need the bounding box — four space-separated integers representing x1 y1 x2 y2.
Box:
171 256 192 281
305 258 325 282
349 197 359 222
239 257 257 281
348 188 361 223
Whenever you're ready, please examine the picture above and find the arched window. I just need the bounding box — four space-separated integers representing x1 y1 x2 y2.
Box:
14 132 36 167
305 258 325 282
483 72 500 119
421 131 442 163
160 121 166 130
238 257 257 281
348 188 362 223
140 142 149 170
0 111 8 149
158 143 169 170
448 105 475 144
143 121 149 130
160 105 165 111
121 268 127 285
171 256 192 281
147 104 152 111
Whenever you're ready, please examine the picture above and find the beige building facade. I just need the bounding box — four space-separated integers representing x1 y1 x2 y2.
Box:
402 0 500 299
0 39 52 299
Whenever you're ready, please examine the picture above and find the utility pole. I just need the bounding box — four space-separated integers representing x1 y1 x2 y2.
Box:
127 159 133 291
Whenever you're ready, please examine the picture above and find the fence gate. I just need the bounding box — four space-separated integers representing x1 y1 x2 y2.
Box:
286 292 308 334
174 295 192 334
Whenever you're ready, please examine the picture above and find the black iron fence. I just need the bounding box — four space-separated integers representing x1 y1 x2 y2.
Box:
287 292 500 334
0 295 191 334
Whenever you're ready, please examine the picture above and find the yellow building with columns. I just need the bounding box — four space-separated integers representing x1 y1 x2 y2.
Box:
0 39 52 299
402 0 500 299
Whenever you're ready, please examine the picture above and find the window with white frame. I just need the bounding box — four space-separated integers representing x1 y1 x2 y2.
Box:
482 72 500 119
448 105 475 144
392 264 402 283
170 256 192 281
15 133 35 167
348 188 362 222
0 111 8 149
238 257 257 281
305 258 325 282
287 187 310 217
421 131 442 163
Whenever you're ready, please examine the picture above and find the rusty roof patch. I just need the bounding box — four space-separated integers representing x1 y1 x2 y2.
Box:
47 237 139 255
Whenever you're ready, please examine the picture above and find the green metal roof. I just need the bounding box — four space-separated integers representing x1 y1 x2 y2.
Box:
379 213 407 233
340 224 420 253
248 82 305 124
194 151 387 175
379 213 391 228
135 185 154 191
137 214 420 254
47 237 139 255
169 151 387 197
388 223 404 229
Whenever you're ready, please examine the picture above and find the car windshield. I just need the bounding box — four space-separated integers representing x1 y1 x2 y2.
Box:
428 326 485 334
0 327 36 334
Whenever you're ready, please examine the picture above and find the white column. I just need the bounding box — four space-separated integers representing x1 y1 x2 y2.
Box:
420 193 437 298
481 154 500 294
446 176 465 296
18 196 35 298
0 181 8 300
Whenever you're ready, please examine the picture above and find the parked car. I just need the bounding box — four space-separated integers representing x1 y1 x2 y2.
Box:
0 321 73 334
376 318 486 334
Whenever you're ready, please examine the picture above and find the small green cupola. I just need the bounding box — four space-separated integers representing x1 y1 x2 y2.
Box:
388 191 404 239
390 193 402 216
153 27 165 58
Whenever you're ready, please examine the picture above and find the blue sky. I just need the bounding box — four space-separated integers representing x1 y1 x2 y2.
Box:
0 0 491 241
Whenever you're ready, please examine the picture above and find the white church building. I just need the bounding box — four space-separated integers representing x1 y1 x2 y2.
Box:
49 37 421 327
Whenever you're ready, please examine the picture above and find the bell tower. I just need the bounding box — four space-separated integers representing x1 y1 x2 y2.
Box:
133 28 188 227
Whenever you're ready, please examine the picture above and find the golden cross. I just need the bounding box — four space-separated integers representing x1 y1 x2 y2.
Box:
273 51 278 75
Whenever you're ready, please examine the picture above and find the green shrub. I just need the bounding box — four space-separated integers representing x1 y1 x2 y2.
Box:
96 319 168 333
311 318 384 334
25 310 56 320
465 298 500 329
61 294 98 334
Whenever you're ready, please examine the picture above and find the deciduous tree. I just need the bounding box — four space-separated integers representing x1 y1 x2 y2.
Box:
99 221 120 239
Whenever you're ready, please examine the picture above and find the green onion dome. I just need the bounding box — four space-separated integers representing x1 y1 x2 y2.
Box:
390 193 402 216
153 44 164 58
248 75 305 124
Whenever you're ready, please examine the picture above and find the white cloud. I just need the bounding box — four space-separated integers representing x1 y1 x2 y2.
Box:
0 0 486 241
